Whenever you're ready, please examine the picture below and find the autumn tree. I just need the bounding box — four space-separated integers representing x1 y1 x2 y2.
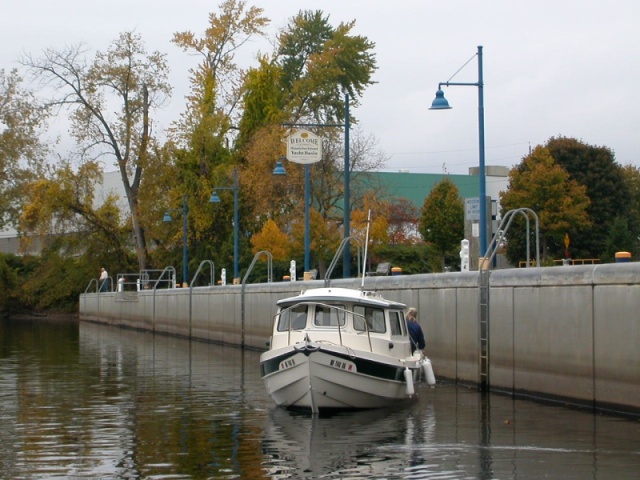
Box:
419 178 464 272
251 219 290 261
237 10 379 273
19 162 133 266
22 32 171 271
545 136 629 258
350 195 390 273
290 208 342 276
386 198 420 245
170 0 269 278
499 146 591 263
0 68 49 230
276 10 376 125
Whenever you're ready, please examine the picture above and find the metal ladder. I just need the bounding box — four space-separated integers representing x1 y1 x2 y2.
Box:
478 208 540 390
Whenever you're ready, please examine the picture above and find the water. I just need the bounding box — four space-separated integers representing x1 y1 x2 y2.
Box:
1 318 639 479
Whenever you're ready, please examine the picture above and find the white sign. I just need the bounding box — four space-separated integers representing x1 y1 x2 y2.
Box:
465 197 480 221
286 129 322 164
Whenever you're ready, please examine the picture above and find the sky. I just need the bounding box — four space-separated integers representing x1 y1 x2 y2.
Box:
2 0 639 176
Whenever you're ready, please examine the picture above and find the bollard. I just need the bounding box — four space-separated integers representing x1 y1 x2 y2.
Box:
615 251 632 263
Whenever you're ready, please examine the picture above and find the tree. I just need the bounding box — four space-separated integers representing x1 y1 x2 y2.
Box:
276 10 376 125
19 161 135 271
621 163 640 257
170 1 269 278
251 219 290 261
22 32 171 271
0 68 49 230
172 0 268 156
0 254 19 315
235 10 378 276
545 136 629 258
602 216 637 262
292 208 342 276
418 178 464 272
500 146 591 263
384 198 420 246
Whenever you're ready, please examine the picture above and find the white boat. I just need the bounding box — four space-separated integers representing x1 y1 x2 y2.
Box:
259 286 436 413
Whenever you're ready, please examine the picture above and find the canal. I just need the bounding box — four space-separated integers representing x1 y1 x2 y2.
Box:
1 318 638 479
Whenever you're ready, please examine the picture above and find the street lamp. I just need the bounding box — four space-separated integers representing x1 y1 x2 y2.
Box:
163 194 188 287
430 45 488 262
210 168 240 282
273 158 287 176
209 163 286 283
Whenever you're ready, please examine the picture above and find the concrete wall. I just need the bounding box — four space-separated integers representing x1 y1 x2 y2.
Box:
79 263 640 415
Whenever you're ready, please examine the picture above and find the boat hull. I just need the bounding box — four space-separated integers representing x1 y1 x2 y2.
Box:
260 342 421 412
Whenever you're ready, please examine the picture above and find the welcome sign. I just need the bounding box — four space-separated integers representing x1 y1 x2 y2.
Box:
286 129 322 164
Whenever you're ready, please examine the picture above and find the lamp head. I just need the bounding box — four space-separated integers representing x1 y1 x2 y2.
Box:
429 89 452 110
163 212 172 222
272 160 287 176
209 190 221 203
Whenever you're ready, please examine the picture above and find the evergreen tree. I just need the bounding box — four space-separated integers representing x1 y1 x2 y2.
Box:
500 146 590 264
419 178 464 272
546 136 630 258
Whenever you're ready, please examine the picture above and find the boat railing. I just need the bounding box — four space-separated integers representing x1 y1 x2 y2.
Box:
324 235 363 287
276 302 374 352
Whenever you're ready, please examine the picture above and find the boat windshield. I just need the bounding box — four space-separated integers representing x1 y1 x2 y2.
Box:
314 304 346 327
277 304 308 331
353 305 386 333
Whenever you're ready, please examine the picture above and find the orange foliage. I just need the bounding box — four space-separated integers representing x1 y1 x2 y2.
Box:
250 219 291 261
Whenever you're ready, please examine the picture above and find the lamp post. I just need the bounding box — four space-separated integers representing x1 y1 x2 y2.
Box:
280 93 351 276
210 168 240 282
343 93 351 278
163 194 188 287
209 163 286 282
430 45 488 262
303 163 311 272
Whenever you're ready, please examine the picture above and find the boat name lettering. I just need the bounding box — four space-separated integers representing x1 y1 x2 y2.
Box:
330 359 354 371
279 358 296 370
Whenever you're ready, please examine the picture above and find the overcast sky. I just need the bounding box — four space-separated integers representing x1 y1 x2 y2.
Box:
2 0 639 175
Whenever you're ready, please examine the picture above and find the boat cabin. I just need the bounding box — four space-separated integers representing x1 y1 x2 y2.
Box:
270 287 414 359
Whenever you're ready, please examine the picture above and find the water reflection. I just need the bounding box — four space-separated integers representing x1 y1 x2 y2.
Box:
0 319 639 479
262 402 438 478
262 384 640 479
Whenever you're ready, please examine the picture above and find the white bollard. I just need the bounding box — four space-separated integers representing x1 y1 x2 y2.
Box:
460 239 470 272
290 260 297 281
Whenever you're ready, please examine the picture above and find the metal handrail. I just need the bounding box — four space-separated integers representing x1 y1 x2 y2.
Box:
188 260 215 338
84 278 98 293
240 251 273 347
484 207 540 268
98 276 113 293
152 266 177 331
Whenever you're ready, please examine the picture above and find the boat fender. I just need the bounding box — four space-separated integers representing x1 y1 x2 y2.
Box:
422 358 436 386
404 368 415 396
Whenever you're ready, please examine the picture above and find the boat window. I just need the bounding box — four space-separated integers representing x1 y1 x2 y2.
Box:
314 304 345 327
277 304 308 331
353 305 386 333
389 311 404 336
